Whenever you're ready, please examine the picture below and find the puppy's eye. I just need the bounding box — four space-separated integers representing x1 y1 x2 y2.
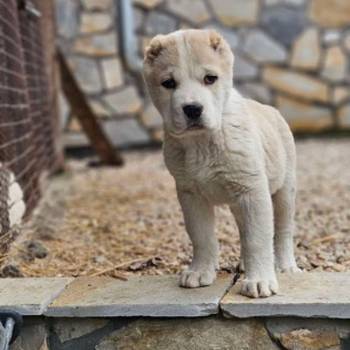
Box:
204 75 218 85
161 78 176 89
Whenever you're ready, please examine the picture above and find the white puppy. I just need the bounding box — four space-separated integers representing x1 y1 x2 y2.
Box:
143 29 299 298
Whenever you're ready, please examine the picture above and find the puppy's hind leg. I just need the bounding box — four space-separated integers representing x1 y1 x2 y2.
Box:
177 190 218 288
273 179 300 273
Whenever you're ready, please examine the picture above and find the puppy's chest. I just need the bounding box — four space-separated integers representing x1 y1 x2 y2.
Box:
184 149 230 203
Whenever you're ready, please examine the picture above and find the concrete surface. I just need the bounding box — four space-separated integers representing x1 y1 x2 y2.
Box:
221 272 350 319
0 278 73 315
45 275 233 317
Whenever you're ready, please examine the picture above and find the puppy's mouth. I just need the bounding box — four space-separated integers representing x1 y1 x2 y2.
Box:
169 120 206 138
187 123 204 131
169 124 206 138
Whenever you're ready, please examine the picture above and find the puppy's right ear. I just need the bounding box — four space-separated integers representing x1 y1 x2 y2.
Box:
144 35 164 63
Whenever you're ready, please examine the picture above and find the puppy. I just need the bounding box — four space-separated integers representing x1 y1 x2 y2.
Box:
143 29 300 298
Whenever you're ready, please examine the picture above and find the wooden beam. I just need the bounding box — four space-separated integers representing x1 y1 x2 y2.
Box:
57 50 124 166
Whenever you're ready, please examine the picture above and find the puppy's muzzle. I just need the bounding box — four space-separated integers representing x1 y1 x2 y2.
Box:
182 103 203 122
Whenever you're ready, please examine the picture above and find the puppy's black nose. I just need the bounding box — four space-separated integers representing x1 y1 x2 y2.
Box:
182 103 203 120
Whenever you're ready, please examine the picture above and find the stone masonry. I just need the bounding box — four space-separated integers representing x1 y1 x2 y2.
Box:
56 0 350 147
9 316 350 349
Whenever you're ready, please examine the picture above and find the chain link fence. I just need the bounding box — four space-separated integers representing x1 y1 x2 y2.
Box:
0 0 59 241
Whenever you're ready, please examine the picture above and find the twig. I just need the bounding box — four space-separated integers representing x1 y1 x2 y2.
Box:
310 233 344 245
90 256 155 277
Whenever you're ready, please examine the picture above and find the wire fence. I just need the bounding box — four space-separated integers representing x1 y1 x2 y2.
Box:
0 0 59 239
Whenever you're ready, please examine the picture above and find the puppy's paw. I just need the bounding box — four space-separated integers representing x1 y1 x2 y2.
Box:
180 268 216 288
240 278 278 298
276 260 302 273
278 265 302 273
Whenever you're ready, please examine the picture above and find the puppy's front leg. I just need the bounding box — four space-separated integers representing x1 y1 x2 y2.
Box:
177 189 218 288
231 181 278 298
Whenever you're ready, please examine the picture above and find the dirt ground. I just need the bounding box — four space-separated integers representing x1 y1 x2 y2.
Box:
1 138 350 279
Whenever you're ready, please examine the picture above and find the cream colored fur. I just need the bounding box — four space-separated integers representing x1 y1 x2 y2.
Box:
143 29 300 298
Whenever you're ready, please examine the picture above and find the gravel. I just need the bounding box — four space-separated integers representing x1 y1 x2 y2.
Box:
2 138 350 277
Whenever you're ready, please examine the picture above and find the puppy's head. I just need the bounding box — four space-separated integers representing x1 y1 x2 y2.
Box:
143 29 234 138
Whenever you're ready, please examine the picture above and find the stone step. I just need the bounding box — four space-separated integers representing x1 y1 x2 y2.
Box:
45 275 233 318
1 272 349 319
221 272 350 319
0 278 73 315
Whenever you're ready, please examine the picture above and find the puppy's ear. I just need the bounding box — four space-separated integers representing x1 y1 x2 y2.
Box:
144 35 165 63
208 30 225 52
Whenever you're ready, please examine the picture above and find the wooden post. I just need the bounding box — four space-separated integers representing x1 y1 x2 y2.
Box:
36 0 65 172
57 50 124 166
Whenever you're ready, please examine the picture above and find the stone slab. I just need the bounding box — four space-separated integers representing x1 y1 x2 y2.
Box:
221 272 350 319
46 275 233 318
0 278 73 315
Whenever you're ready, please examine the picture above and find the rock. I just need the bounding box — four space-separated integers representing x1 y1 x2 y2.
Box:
103 119 150 146
80 13 112 34
291 28 321 71
65 118 149 148
166 0 210 25
46 275 232 317
276 95 333 131
323 30 341 45
238 83 272 104
96 318 279 350
68 57 102 94
140 36 152 54
322 46 347 82
52 319 109 343
89 100 112 118
133 0 163 9
209 0 259 27
234 55 259 80
101 58 124 90
103 86 142 115
266 319 346 350
141 103 163 128
221 272 350 318
67 118 82 132
263 67 329 102
10 320 48 350
265 0 305 5
0 278 73 315
74 33 117 57
133 7 145 31
151 128 164 142
25 240 48 259
309 0 350 27
338 104 350 128
205 25 239 49
1 264 23 278
279 329 340 350
145 11 177 35
344 31 350 53
82 0 112 10
243 30 288 63
332 87 349 105
266 318 350 341
261 5 306 47
55 0 79 39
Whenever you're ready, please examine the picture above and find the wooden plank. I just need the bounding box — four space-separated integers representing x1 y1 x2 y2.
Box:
57 50 124 166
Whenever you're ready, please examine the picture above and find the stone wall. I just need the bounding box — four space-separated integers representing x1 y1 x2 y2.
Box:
9 316 350 349
56 0 350 147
